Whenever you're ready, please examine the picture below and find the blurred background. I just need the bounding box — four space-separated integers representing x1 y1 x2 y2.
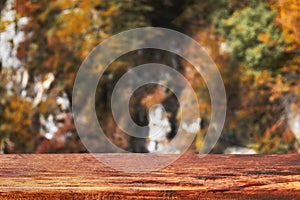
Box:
0 0 299 154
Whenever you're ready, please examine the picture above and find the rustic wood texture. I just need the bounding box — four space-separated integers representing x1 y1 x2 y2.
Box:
1 154 300 199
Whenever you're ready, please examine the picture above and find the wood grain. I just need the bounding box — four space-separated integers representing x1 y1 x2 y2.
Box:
0 154 300 199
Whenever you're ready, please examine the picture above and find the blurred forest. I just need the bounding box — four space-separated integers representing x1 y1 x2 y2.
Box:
0 0 299 154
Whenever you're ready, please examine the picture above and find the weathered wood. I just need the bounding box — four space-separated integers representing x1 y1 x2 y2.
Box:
0 154 300 199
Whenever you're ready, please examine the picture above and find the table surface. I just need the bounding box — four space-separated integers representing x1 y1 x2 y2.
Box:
1 154 300 199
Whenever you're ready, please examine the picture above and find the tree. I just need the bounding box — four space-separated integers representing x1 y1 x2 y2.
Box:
2 0 299 154
210 0 299 153
217 2 286 71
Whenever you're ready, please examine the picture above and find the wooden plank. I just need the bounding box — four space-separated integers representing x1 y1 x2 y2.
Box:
0 154 300 199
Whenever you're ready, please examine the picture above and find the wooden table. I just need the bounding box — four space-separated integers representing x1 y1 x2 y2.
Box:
1 154 300 199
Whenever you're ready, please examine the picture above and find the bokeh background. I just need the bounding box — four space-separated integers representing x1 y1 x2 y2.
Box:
0 0 299 154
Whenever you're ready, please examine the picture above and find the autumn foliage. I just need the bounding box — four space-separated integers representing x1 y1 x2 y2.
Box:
0 0 299 153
